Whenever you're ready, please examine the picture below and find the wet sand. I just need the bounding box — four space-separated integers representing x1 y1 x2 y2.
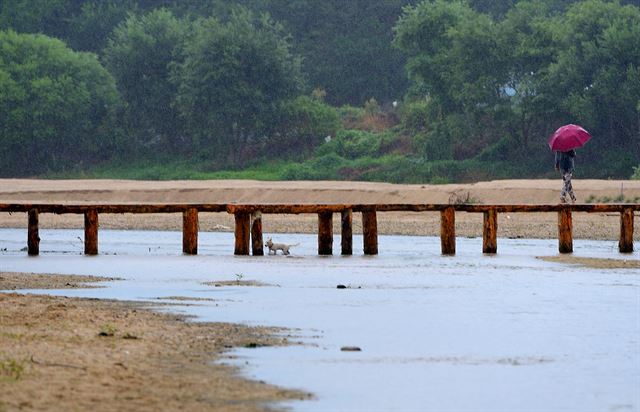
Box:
0 273 310 412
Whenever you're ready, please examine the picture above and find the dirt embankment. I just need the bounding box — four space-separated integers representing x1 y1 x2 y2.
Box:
0 179 638 240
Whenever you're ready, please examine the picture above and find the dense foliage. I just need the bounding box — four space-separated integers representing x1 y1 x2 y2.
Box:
102 8 185 153
395 0 640 178
0 30 119 175
0 0 638 181
172 9 304 166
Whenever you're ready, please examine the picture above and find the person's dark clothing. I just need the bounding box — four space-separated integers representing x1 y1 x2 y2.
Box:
554 149 577 203
555 150 576 173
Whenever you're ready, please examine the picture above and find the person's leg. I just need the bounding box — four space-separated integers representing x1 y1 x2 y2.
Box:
561 171 575 203
560 172 570 203
566 172 576 202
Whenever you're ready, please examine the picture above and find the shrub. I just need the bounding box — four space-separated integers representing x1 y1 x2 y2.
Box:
337 105 365 128
316 130 382 159
399 99 431 133
273 95 341 159
476 136 516 162
281 153 348 180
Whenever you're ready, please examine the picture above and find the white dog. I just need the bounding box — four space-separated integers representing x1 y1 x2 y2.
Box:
265 238 299 255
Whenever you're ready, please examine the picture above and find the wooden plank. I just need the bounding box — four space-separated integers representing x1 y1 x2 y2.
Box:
27 209 39 256
251 211 264 256
482 208 497 254
234 212 251 255
182 208 198 255
0 204 227 214
362 210 378 255
229 204 351 215
440 206 456 255
318 212 333 255
619 207 634 253
558 208 573 254
0 202 639 215
341 209 353 256
84 209 99 255
369 203 640 213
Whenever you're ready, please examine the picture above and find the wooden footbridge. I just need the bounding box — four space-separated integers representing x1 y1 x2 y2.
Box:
0 203 637 256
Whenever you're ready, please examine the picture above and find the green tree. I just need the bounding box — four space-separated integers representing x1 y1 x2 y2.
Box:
395 0 639 177
66 1 138 52
217 0 415 106
1 0 172 53
545 0 640 174
172 8 303 166
468 0 517 18
394 0 508 159
0 30 119 176
394 0 498 112
103 8 186 151
271 95 341 159
498 1 557 148
0 0 82 39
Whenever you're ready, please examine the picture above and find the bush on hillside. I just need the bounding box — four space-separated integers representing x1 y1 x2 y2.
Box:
316 130 382 159
272 95 341 159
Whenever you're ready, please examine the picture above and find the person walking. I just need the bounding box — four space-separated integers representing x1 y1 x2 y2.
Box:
555 149 577 203
548 124 591 204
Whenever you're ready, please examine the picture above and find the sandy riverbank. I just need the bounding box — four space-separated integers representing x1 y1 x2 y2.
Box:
0 273 310 411
1 179 638 240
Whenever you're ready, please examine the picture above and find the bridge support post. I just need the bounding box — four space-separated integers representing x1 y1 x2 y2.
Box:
483 208 498 254
84 209 99 255
619 207 634 253
341 209 353 255
362 210 378 255
558 208 573 254
251 211 264 256
27 209 39 256
234 212 251 255
318 212 333 255
182 208 198 255
440 206 456 255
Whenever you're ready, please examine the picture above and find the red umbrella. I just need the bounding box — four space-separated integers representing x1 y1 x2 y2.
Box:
548 124 591 151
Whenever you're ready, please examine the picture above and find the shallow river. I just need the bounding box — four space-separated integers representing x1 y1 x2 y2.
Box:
1 229 639 411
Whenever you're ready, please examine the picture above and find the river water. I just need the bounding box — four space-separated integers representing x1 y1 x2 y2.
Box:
1 228 638 411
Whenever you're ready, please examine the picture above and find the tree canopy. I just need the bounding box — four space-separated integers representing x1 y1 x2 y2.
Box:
172 8 304 165
394 0 640 176
103 8 185 150
0 30 119 176
0 0 638 180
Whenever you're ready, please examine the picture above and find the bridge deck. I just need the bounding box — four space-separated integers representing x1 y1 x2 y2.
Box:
0 203 636 256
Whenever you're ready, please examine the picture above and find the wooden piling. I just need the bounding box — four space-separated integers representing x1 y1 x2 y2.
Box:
482 208 498 254
234 212 251 255
1 201 637 259
619 207 634 253
341 209 353 255
84 209 99 255
558 208 573 254
362 210 378 255
27 209 39 256
182 208 198 255
251 211 264 256
440 206 456 255
318 212 333 255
